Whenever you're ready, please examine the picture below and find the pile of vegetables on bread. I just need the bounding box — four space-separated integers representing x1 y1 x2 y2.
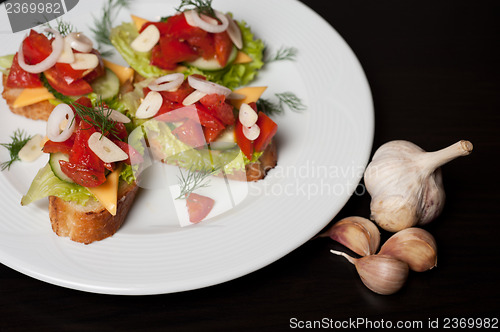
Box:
0 0 286 243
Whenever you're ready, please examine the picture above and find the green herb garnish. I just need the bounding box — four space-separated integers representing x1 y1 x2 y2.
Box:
0 129 32 171
257 92 306 115
175 0 216 19
266 46 298 63
176 165 220 200
70 100 119 139
44 19 74 37
90 0 131 57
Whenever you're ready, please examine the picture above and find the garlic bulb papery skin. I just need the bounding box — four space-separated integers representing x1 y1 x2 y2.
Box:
331 250 409 295
364 140 473 232
379 227 437 272
319 217 380 256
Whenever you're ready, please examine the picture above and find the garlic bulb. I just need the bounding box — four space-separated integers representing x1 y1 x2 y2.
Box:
379 227 437 272
364 140 473 232
319 217 380 256
331 250 409 295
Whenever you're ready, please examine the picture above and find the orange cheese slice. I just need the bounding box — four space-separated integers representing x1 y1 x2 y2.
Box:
103 59 134 85
86 166 121 216
13 87 55 108
230 86 268 109
233 51 253 64
131 14 149 31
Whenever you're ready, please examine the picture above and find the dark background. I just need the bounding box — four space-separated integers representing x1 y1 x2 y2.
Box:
1 0 499 330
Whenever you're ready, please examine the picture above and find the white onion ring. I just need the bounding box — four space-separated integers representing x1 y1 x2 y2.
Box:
66 32 93 53
148 73 184 92
187 75 231 96
46 104 76 142
184 10 229 33
18 28 63 74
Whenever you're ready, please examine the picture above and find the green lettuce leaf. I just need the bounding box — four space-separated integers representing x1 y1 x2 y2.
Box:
21 163 93 206
110 22 170 78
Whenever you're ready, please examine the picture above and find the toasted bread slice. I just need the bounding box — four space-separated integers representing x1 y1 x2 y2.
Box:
48 180 139 244
244 140 277 181
1 74 55 121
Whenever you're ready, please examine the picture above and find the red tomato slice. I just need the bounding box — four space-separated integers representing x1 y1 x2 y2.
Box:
113 140 144 165
214 31 233 67
44 67 93 96
59 160 106 187
187 33 215 60
235 120 253 160
162 13 206 40
204 126 224 143
254 112 278 152
155 105 198 123
159 79 195 104
73 96 93 108
159 37 199 66
140 21 171 36
186 193 215 223
54 62 87 85
42 138 75 155
69 120 103 172
172 119 207 148
196 103 225 129
22 30 52 65
6 53 42 88
156 99 183 116
199 94 235 125
150 45 176 70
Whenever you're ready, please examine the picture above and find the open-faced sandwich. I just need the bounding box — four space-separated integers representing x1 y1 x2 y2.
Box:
128 73 277 182
110 0 264 89
20 97 142 244
0 26 134 121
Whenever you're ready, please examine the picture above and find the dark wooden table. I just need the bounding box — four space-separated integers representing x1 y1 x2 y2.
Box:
1 0 499 330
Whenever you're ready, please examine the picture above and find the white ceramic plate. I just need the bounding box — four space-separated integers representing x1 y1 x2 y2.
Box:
0 0 373 295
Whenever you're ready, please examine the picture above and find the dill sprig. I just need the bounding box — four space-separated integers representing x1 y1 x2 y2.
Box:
44 19 74 37
276 92 306 112
176 165 220 200
70 100 119 139
0 129 32 171
257 92 306 116
175 0 216 18
266 46 298 62
90 0 131 56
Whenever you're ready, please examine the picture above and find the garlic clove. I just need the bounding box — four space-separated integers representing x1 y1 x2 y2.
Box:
331 250 409 295
182 90 207 106
56 38 75 64
131 24 160 53
243 124 260 141
364 140 473 232
379 227 437 272
87 132 128 163
319 216 380 256
135 91 163 119
239 103 258 128
18 134 44 162
70 53 99 71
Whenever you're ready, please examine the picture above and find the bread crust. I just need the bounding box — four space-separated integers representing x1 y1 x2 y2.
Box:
48 181 139 244
1 74 55 121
